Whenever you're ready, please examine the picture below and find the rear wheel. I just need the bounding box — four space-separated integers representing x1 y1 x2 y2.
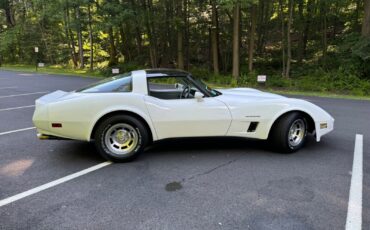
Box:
94 115 148 162
269 112 308 153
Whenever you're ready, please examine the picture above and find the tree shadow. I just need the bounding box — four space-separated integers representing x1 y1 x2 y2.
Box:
146 137 269 153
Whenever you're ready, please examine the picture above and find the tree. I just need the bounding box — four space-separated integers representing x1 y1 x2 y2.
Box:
362 0 370 37
63 0 78 68
279 0 286 76
87 1 94 70
75 4 84 69
232 0 240 79
285 0 294 78
0 0 369 82
143 0 158 68
210 0 220 74
320 0 328 63
176 0 184 69
248 3 257 72
0 0 15 27
296 0 305 62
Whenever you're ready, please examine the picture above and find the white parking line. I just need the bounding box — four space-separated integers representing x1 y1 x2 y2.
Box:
0 87 18 90
0 91 48 99
0 105 35 112
0 161 112 207
0 127 36 136
345 134 363 230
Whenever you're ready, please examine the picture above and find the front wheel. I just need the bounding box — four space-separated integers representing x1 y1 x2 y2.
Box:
94 115 149 162
269 112 308 153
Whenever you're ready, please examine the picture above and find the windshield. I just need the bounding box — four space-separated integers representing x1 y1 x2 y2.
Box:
193 78 222 97
76 72 132 93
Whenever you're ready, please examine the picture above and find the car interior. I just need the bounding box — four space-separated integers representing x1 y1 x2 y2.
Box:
148 77 199 100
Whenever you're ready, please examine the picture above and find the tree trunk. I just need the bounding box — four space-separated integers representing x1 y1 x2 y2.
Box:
279 0 286 76
87 3 94 71
210 0 219 74
362 0 370 37
354 0 362 31
64 1 78 68
184 0 190 69
297 0 304 63
119 25 132 62
38 1 52 64
2 0 15 27
256 0 265 54
129 0 143 55
321 1 327 64
177 1 184 69
248 4 257 72
303 0 313 58
177 31 184 69
232 1 240 80
162 0 172 67
286 0 294 78
143 0 158 68
108 26 118 66
75 6 84 69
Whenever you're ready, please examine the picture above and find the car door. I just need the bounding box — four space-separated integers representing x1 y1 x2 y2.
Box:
144 95 231 139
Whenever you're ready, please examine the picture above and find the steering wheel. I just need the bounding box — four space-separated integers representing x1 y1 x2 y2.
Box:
180 86 190 99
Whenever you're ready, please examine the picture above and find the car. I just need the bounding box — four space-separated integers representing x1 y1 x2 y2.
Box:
32 69 334 162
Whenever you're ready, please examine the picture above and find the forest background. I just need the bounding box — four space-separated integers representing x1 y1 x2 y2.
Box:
1 0 370 97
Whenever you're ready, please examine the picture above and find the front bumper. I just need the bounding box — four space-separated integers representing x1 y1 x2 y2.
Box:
315 118 335 141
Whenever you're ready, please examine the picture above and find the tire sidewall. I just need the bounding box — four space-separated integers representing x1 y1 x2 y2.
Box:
286 116 307 151
95 115 148 162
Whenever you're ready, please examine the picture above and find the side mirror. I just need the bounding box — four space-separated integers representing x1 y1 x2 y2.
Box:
194 92 204 102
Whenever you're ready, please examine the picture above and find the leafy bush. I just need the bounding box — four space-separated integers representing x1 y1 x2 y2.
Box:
189 66 212 80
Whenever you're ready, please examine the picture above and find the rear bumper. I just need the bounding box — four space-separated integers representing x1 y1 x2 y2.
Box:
37 133 70 140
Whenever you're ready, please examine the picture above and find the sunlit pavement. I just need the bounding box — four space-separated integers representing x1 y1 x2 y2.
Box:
0 70 368 229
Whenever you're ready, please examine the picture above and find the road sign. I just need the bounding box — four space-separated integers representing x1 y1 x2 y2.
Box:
38 63 44 67
257 75 267 83
34 47 39 53
112 68 119 74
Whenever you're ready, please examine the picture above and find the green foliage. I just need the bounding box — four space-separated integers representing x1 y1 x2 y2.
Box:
290 68 370 96
0 0 369 97
189 67 212 80
201 65 370 96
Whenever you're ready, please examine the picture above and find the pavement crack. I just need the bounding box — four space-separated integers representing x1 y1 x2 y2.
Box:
183 158 238 182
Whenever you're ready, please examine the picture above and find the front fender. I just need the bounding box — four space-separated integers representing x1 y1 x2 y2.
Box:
265 99 334 141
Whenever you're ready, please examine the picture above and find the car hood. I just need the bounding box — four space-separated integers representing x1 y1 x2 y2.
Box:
217 88 286 101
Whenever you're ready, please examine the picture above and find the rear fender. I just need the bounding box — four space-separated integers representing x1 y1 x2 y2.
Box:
87 105 158 141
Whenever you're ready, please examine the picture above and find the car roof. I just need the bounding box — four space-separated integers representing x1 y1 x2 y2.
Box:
145 68 190 77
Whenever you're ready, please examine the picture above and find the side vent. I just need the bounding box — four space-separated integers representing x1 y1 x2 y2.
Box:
247 122 259 132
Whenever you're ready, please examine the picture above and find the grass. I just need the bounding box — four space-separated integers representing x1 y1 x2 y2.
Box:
1 63 370 101
0 64 103 78
265 89 370 101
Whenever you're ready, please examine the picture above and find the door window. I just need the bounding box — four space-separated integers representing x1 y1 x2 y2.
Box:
147 76 201 100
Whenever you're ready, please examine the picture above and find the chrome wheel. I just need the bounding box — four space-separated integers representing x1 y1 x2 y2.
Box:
104 123 139 155
288 119 306 147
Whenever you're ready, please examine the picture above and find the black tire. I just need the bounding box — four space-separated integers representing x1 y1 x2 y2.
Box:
94 115 149 162
269 112 308 153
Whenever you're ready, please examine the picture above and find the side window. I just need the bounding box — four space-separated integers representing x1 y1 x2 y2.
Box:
148 77 200 100
77 73 132 93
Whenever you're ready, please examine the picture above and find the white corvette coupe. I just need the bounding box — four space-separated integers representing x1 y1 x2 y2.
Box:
33 69 334 162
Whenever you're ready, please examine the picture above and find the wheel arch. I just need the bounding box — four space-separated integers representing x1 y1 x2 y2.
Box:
90 110 154 143
267 110 315 139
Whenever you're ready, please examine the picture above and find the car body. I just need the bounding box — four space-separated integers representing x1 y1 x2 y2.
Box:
33 69 334 162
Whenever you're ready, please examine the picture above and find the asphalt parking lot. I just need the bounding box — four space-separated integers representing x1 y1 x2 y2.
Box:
0 70 368 230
